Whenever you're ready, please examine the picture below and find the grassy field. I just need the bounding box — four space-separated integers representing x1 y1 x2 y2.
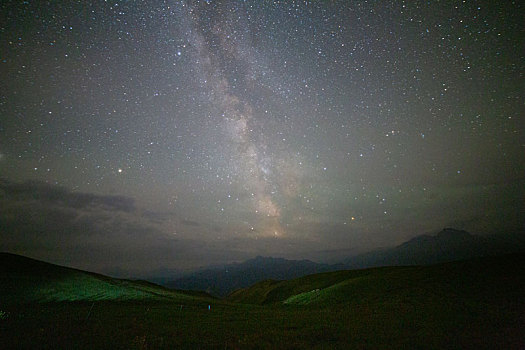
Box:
0 253 202 303
1 253 524 349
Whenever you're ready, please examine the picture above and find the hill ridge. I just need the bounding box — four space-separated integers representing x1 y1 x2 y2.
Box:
228 253 525 306
0 252 213 303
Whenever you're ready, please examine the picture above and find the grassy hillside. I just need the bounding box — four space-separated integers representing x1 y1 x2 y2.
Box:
229 254 525 306
1 253 524 349
0 252 212 303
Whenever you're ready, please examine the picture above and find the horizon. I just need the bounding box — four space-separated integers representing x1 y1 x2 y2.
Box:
1 1 523 276
2 223 522 279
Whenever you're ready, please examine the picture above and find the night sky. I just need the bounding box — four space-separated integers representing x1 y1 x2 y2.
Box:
1 0 523 276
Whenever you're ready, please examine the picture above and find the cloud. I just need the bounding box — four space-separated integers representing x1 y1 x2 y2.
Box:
0 180 315 275
181 219 201 227
0 179 135 212
0 180 210 275
0 180 309 275
141 210 175 224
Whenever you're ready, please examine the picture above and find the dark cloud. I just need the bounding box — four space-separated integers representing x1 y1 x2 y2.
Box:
0 180 217 275
1 180 321 275
141 210 175 224
0 179 135 213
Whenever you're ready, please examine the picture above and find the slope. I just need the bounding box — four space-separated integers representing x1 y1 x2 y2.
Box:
344 228 525 268
228 253 525 306
0 252 212 303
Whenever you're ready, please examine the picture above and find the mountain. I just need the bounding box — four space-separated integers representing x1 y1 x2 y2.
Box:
163 228 525 297
344 228 525 268
2 252 523 349
228 253 525 306
0 252 213 303
165 256 339 297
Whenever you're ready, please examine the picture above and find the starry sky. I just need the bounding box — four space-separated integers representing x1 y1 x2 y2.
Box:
0 0 523 276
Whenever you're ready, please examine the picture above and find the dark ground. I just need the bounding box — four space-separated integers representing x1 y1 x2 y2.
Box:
1 254 524 349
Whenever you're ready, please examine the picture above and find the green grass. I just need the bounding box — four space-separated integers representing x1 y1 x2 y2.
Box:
1 296 523 349
0 253 210 303
229 254 525 308
1 253 524 349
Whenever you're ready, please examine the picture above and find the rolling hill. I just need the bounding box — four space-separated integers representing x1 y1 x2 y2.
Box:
1 252 524 348
228 253 525 306
0 252 213 303
159 228 525 297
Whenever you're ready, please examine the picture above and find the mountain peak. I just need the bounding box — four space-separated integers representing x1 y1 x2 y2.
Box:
437 228 472 239
167 256 334 297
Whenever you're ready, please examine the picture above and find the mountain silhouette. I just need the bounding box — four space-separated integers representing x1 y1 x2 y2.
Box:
344 228 525 268
162 229 524 296
165 256 338 297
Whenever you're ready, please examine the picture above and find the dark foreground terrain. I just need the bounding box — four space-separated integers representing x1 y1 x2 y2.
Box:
1 253 524 349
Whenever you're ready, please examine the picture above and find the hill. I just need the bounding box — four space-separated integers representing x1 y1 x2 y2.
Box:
343 228 525 268
228 253 525 306
160 228 525 297
165 255 338 297
1 252 524 348
0 252 213 303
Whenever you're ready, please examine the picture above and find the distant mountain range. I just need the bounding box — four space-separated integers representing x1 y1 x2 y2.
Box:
344 228 525 268
2 251 523 349
165 256 338 297
4 228 521 300
163 228 525 296
2 226 524 302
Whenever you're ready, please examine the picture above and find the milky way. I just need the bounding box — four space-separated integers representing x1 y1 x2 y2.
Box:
187 2 286 237
0 0 523 273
